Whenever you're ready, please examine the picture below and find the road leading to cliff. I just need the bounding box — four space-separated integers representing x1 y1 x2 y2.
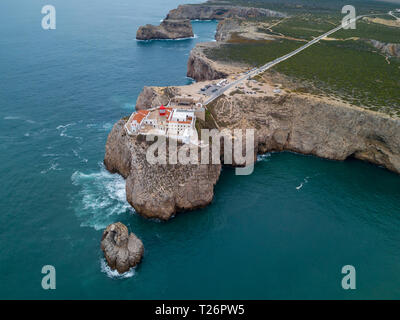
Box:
204 12 391 105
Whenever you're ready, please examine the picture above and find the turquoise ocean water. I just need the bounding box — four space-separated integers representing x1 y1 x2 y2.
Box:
1 0 400 299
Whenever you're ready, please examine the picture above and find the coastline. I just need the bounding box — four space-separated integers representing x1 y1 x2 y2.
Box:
105 2 400 221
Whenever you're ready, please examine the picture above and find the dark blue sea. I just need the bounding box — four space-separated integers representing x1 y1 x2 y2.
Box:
1 0 400 299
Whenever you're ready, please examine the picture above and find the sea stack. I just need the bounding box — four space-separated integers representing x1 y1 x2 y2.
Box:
136 19 194 40
101 222 144 274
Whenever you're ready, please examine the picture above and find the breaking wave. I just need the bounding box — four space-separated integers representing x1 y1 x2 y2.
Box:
296 176 310 190
100 258 135 279
4 116 36 123
257 153 271 162
136 35 198 42
71 163 133 230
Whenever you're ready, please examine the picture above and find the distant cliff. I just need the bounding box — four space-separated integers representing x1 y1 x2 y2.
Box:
136 19 193 40
187 42 246 81
370 40 400 58
136 3 285 40
166 4 285 20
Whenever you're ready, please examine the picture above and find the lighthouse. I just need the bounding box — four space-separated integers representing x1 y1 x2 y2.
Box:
159 104 166 116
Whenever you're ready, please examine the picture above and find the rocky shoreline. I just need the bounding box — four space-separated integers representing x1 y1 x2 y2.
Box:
136 2 285 40
104 120 221 220
105 2 400 222
136 19 194 41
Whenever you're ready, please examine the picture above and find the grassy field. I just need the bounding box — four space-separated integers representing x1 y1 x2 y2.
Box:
205 39 303 66
334 20 400 43
203 0 400 116
206 37 400 116
208 0 396 15
274 40 400 115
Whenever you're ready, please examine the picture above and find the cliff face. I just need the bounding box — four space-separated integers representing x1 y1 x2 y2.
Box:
215 18 241 42
210 93 400 174
135 86 178 111
187 42 246 81
166 4 285 20
370 40 400 58
104 120 221 220
131 86 400 174
105 86 399 221
136 19 193 40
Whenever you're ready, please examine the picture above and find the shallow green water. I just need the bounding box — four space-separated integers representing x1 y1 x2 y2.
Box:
1 0 400 299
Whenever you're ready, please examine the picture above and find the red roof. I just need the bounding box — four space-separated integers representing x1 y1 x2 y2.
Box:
160 104 166 110
132 110 149 124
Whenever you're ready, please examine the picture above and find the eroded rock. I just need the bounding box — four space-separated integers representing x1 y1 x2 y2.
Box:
136 19 193 40
101 222 144 274
104 121 221 220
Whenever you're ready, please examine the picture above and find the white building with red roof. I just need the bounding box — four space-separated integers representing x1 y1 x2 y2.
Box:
125 104 197 143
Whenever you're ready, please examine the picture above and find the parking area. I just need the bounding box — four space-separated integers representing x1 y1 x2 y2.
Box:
198 84 221 96
198 79 230 96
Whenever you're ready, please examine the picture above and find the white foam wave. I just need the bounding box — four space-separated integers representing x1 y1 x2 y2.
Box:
86 122 114 132
4 116 36 123
56 123 76 138
100 258 135 279
71 163 133 230
57 123 83 143
257 153 271 162
136 35 197 42
4 116 20 120
296 176 310 190
41 161 61 174
72 148 88 163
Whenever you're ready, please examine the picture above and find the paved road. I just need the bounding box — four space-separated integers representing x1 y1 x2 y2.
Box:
388 10 400 21
204 12 391 105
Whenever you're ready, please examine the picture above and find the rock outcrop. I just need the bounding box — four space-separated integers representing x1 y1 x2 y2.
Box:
166 4 285 21
136 19 193 40
135 86 179 111
104 120 221 220
101 222 144 274
215 18 241 42
370 40 400 58
187 42 246 81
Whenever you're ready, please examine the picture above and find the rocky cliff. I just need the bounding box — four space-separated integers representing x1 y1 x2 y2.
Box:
187 42 246 81
136 19 194 40
370 39 400 58
135 86 179 111
215 18 241 42
105 83 400 222
166 4 285 20
101 222 144 274
210 93 400 174
104 120 221 220
131 85 400 175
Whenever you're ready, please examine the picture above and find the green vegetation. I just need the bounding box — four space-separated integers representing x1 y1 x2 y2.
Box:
205 37 400 115
270 14 337 40
195 107 218 137
229 89 245 95
203 1 400 116
206 39 303 66
275 40 400 114
334 20 400 43
209 0 395 15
